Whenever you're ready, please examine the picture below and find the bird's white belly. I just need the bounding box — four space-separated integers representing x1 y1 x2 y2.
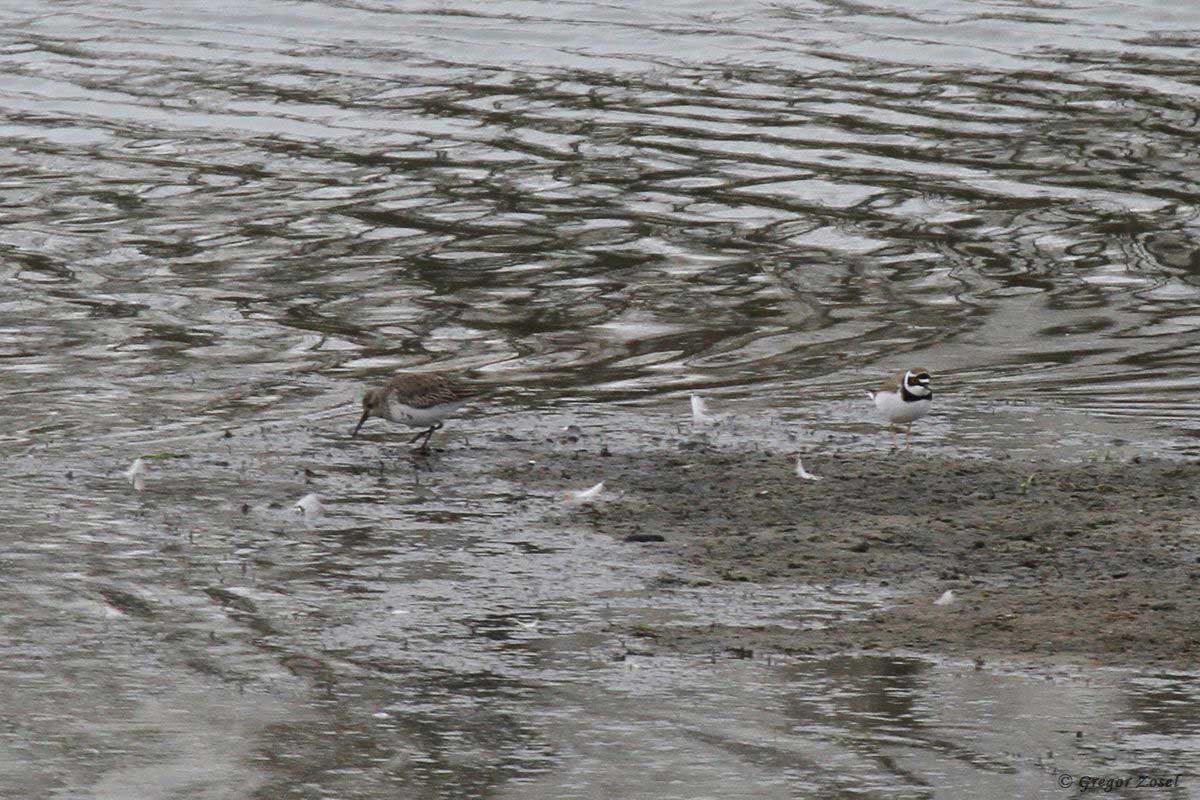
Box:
874 391 930 424
389 401 463 429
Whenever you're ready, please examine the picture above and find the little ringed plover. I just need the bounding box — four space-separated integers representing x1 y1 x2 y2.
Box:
867 368 933 448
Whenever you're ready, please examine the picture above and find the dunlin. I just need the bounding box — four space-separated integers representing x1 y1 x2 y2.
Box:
352 371 481 453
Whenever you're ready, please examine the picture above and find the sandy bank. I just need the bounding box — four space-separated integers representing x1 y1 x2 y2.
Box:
496 445 1200 669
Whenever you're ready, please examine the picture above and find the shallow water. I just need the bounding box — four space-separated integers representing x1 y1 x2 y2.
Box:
3 0 1200 796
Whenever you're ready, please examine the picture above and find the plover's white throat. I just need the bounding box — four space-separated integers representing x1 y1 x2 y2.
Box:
866 368 933 448
352 371 482 453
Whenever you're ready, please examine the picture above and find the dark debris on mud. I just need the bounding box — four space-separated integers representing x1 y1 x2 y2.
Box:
495 446 1200 669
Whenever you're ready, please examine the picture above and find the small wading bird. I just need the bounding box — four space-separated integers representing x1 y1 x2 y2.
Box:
867 368 933 449
352 371 481 454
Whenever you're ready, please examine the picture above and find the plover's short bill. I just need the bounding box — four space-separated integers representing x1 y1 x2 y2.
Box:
352 371 481 453
866 368 932 449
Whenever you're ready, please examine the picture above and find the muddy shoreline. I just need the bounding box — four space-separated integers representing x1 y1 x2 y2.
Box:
496 444 1200 669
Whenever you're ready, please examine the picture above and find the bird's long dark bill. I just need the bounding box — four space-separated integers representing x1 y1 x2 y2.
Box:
352 410 369 437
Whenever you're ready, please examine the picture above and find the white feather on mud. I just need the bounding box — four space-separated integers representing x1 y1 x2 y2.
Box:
795 457 823 481
563 481 605 505
690 393 717 425
294 493 325 519
125 457 147 492
934 590 956 606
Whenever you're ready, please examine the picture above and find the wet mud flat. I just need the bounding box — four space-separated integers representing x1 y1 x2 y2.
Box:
494 445 1200 669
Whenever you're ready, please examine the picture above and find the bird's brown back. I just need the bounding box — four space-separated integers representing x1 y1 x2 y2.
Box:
876 373 902 393
876 368 932 394
384 372 481 409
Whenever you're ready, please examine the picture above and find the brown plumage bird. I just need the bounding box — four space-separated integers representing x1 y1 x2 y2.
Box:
352 372 482 453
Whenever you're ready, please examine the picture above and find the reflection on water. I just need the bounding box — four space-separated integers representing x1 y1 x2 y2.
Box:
5 0 1200 432
507 654 1200 800
3 0 1200 796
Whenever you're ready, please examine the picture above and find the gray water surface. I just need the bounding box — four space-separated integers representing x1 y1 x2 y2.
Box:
3 2 1200 797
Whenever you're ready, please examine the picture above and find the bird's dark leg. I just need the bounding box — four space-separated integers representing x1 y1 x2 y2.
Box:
409 421 444 453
